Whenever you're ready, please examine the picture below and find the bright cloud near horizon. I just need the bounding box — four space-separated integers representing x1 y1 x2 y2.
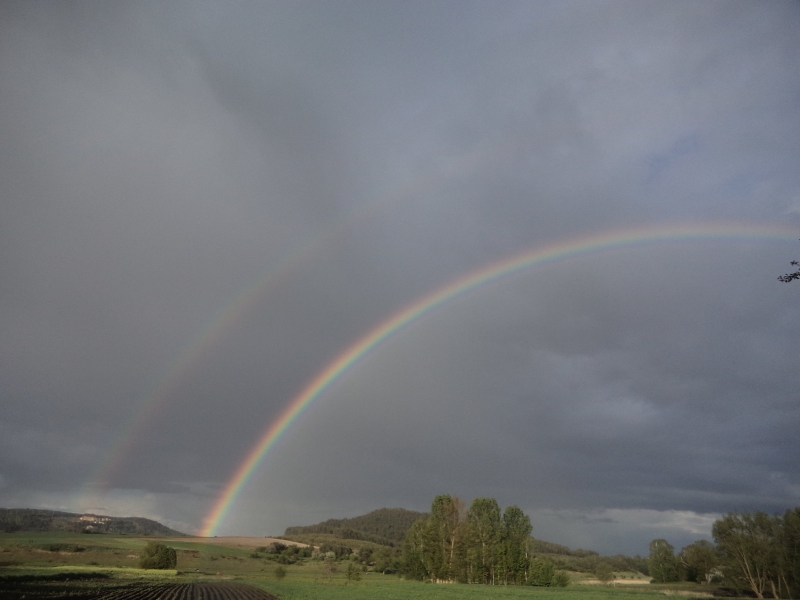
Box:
2 1 799 556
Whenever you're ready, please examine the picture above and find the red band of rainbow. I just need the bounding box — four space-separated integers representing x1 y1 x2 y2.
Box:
201 222 799 536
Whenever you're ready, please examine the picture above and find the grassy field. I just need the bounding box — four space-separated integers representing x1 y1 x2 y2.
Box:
255 572 708 600
0 532 722 600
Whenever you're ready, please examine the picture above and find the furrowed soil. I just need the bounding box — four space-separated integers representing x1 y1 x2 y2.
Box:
94 582 278 599
0 579 277 599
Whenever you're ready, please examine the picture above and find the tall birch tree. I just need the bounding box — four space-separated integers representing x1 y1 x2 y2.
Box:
500 505 532 584
467 498 502 584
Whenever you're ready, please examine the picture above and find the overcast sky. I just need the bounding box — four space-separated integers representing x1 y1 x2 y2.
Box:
2 0 800 556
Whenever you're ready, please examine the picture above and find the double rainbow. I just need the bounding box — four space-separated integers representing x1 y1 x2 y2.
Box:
200 222 799 536
85 138 500 497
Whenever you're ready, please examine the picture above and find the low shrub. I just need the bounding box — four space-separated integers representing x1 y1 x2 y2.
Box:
138 542 177 569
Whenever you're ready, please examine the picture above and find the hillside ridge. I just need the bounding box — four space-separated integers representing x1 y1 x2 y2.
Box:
0 508 186 536
284 507 427 546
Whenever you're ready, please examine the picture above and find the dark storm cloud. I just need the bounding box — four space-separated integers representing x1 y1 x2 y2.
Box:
1 0 799 555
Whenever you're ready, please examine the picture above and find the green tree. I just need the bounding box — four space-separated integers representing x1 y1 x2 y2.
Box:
399 496 467 582
400 495 535 586
274 565 287 580
372 546 400 575
679 540 718 583
467 498 502 584
595 561 615 585
713 511 782 598
648 539 679 583
435 495 467 581
425 496 448 581
401 520 429 580
138 542 177 569
499 505 532 584
781 508 800 598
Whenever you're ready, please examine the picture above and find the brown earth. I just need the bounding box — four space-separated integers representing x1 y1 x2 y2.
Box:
0 580 278 600
94 582 278 599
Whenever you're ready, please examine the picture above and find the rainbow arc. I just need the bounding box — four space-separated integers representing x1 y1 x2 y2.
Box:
199 222 799 537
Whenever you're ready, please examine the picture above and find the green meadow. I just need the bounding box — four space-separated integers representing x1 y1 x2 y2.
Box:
0 531 718 600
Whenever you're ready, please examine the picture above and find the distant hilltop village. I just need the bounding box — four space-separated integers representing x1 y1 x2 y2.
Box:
0 508 185 536
79 514 111 522
78 514 112 531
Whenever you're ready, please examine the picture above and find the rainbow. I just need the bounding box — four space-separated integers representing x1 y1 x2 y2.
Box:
83 136 506 500
85 246 311 496
83 217 385 505
200 221 799 536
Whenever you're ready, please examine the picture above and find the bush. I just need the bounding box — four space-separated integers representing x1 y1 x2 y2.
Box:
528 558 556 586
552 570 570 587
268 542 288 554
138 542 177 569
324 557 338 580
274 565 287 580
346 561 362 582
595 562 615 584
277 553 298 564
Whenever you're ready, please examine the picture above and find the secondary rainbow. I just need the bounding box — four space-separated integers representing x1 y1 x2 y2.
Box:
200 222 799 536
83 138 503 501
84 242 313 497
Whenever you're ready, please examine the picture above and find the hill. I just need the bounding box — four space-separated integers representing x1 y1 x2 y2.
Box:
284 507 427 547
532 539 648 574
0 508 186 536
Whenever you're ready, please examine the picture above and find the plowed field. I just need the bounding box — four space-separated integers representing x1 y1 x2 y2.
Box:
94 582 277 599
0 580 278 600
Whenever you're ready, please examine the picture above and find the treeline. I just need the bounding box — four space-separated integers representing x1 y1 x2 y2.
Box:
400 495 568 586
531 539 649 574
284 508 427 547
547 552 648 576
0 508 185 536
533 539 597 557
648 509 800 599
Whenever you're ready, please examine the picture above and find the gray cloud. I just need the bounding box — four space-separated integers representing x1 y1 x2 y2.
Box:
1 0 799 555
